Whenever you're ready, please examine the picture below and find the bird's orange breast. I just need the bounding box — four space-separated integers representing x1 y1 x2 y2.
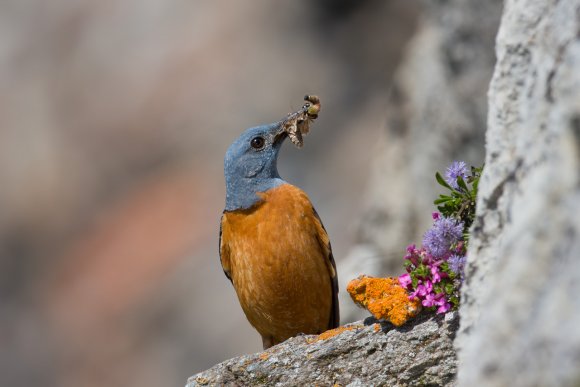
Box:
220 183 334 345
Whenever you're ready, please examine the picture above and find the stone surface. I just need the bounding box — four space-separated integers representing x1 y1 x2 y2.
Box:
457 0 580 386
187 312 458 387
340 0 502 323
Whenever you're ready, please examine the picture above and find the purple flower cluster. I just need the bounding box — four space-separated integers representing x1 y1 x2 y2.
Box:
445 161 468 190
448 254 466 278
422 214 463 258
398 213 466 314
396 160 480 314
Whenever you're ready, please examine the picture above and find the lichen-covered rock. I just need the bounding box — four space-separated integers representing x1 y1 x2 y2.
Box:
457 0 580 386
187 312 458 386
347 275 421 326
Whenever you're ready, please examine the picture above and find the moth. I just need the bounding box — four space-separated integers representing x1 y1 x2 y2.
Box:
281 95 321 148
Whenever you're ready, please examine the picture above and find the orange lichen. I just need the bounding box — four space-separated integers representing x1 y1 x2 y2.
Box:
258 352 270 361
308 325 362 343
373 323 380 332
347 275 422 326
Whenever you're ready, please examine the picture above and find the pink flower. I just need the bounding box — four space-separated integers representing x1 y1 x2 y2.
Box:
398 273 412 289
436 298 451 314
432 212 440 220
422 292 438 307
404 245 421 266
410 280 433 299
420 291 452 313
420 292 452 314
431 265 442 283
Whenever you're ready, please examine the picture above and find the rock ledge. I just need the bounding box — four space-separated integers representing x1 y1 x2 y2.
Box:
187 312 458 386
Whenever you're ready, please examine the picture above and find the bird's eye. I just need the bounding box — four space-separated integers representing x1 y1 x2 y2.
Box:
250 136 265 150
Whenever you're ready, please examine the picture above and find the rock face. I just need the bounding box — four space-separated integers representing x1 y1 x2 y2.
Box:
187 312 458 387
457 0 580 386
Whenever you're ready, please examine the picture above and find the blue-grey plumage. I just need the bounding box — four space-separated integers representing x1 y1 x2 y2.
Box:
224 122 286 211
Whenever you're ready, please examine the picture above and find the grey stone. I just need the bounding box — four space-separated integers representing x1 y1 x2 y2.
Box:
457 0 580 386
187 313 458 387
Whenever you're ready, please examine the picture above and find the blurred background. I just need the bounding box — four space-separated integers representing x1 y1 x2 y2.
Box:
0 0 500 386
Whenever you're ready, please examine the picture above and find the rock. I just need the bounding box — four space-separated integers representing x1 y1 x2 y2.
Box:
457 0 580 386
347 275 422 327
187 312 458 387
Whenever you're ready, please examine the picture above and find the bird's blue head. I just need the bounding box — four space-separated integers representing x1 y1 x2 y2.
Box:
224 121 287 211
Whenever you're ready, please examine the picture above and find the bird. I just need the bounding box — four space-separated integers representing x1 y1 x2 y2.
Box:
219 120 339 349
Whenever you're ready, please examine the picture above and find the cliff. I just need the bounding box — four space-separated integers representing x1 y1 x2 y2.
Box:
457 0 580 385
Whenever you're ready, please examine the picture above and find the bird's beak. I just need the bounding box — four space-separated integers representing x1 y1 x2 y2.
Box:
272 122 288 146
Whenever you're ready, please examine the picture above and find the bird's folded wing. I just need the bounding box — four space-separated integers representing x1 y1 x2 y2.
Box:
219 213 232 282
312 207 340 329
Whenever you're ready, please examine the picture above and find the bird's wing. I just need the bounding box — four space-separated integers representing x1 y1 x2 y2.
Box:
312 207 340 329
219 212 232 282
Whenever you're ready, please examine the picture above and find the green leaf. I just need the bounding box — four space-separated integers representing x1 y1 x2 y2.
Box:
415 264 429 277
434 197 452 205
457 176 469 192
472 175 480 196
444 282 455 294
449 296 459 307
435 172 453 190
